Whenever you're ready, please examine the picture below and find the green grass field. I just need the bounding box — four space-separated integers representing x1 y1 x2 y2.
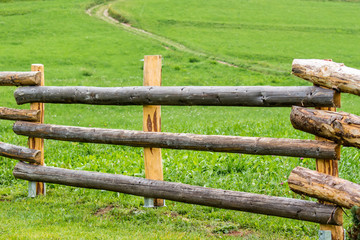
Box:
110 0 360 75
1 0 360 239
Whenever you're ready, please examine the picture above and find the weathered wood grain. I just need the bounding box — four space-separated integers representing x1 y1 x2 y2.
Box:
314 102 344 240
143 55 164 207
13 162 342 225
28 64 45 196
0 141 40 163
0 107 40 122
291 106 360 149
289 166 360 209
292 59 360 96
13 121 339 159
14 86 338 107
0 72 41 86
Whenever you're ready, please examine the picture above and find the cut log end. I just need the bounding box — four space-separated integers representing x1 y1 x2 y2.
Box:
32 151 42 163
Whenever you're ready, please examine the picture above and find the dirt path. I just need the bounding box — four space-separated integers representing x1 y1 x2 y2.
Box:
86 4 238 68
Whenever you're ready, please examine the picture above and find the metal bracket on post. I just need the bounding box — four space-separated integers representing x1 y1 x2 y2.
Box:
143 198 166 208
143 198 155 208
28 182 46 198
28 181 36 198
319 230 332 240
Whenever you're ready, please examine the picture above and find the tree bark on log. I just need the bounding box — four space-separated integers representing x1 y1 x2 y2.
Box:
13 161 342 225
0 72 41 86
0 142 41 163
292 59 360 96
13 121 340 159
288 166 360 209
290 106 360 149
0 107 40 122
14 86 338 107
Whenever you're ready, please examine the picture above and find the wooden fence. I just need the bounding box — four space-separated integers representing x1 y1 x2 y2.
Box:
1 57 360 240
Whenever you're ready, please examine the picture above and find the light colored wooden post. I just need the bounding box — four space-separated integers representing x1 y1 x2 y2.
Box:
143 55 164 207
316 91 343 240
28 64 45 197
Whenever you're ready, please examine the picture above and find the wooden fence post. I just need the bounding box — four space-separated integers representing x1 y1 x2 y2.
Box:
315 90 343 240
143 55 164 207
28 64 45 197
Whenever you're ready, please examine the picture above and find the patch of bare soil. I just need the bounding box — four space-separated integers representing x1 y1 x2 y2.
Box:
224 229 253 237
94 205 115 216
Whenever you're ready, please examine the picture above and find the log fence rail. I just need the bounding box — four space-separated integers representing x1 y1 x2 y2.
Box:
13 161 342 226
12 121 340 159
14 85 339 107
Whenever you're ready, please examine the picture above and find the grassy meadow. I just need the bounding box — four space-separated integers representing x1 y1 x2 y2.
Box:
111 0 360 75
0 0 360 239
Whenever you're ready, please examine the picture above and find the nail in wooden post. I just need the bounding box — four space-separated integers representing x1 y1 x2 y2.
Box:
315 89 343 240
143 55 164 207
28 64 45 197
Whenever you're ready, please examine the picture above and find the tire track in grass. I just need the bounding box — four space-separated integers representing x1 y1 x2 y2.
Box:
87 4 290 75
86 3 239 68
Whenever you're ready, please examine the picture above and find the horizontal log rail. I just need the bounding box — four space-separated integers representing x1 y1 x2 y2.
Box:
13 162 342 225
0 107 40 122
0 72 41 86
291 106 360 149
13 121 340 159
14 86 339 107
0 142 41 163
288 166 360 209
292 59 360 96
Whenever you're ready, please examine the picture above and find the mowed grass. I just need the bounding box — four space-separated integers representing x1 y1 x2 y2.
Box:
111 0 360 74
0 0 359 239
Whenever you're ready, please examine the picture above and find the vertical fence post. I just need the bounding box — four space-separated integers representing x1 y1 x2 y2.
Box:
28 64 45 197
316 90 343 240
143 55 164 207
